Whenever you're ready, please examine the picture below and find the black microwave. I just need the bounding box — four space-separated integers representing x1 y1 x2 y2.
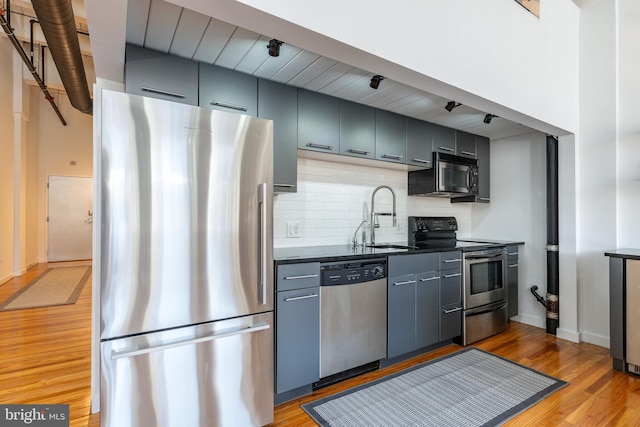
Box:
408 152 478 196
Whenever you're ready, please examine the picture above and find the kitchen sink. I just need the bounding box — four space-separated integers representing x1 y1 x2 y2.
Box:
366 244 418 250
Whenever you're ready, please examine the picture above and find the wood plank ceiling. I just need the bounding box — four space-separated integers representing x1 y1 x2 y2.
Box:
128 0 533 139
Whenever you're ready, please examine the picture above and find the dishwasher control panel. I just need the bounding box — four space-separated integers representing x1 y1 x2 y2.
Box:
320 259 387 286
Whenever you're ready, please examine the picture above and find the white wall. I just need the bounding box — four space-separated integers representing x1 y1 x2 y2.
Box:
617 1 640 247
180 0 579 135
471 132 548 328
274 157 472 248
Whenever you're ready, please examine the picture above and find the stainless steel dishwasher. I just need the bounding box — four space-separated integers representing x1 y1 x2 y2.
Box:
316 258 387 387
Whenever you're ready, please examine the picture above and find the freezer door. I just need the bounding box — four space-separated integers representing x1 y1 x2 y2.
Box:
101 312 274 427
100 90 273 339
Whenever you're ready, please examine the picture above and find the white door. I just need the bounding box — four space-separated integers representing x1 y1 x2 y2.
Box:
47 176 93 262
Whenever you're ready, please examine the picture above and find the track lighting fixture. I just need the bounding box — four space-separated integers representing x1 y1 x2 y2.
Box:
370 75 384 89
267 39 283 57
484 114 498 124
445 101 462 112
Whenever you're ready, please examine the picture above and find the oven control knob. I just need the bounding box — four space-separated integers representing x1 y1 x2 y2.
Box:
371 265 384 278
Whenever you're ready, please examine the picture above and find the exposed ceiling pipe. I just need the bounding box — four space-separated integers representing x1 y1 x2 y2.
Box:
30 0 93 115
0 8 67 126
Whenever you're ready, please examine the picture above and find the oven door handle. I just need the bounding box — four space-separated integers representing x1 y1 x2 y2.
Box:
464 252 504 260
465 300 508 316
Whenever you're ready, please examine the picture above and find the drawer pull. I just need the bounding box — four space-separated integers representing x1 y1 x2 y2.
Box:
306 143 333 151
443 259 462 263
507 252 518 256
508 264 519 268
419 276 439 282
274 184 295 188
443 307 462 314
479 197 491 202
443 273 462 278
210 100 248 112
283 274 319 280
382 154 402 160
393 280 417 286
141 87 185 99
284 294 318 302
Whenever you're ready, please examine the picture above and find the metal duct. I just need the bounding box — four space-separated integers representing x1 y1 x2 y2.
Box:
31 0 92 115
545 135 559 334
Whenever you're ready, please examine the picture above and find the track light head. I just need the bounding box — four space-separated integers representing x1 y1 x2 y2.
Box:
445 101 462 112
370 75 384 89
484 114 498 124
267 39 283 57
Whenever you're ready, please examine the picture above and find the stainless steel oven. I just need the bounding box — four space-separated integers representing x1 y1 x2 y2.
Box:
461 248 508 345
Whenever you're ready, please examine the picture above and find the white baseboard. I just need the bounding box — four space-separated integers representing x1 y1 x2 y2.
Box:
557 328 581 343
512 313 545 329
581 332 610 349
0 272 13 285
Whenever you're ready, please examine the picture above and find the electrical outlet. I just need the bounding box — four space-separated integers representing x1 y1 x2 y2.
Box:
396 221 405 234
286 222 301 238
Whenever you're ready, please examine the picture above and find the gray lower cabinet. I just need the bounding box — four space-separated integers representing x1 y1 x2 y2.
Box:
375 110 406 164
416 271 440 348
456 130 476 159
298 89 339 153
406 118 434 168
199 64 258 116
432 124 456 154
275 263 320 394
506 245 519 318
258 79 297 193
124 44 198 105
339 100 375 159
387 273 418 358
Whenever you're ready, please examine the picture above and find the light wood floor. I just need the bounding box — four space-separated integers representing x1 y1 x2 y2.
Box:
1 263 639 426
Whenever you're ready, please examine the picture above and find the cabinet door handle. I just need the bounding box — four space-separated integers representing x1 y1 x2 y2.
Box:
443 273 462 278
419 276 439 282
210 100 248 112
507 252 518 256
393 280 417 286
284 294 318 302
461 150 476 157
347 148 369 155
411 158 431 164
443 259 462 263
438 146 455 152
443 307 462 314
508 264 519 268
141 86 186 99
283 274 319 280
382 154 402 160
274 184 295 188
479 197 491 202
306 143 333 151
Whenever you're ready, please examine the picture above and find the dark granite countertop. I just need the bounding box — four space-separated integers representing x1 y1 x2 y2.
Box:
604 249 640 260
274 240 510 264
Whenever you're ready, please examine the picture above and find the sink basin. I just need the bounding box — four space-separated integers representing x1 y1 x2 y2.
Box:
365 244 418 250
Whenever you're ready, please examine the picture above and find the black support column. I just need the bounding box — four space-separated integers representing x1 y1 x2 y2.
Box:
546 135 559 334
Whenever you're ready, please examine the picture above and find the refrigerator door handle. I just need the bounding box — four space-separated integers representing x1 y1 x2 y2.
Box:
258 182 268 305
110 322 271 360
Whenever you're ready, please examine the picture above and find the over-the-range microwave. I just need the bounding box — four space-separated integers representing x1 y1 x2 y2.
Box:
408 152 478 196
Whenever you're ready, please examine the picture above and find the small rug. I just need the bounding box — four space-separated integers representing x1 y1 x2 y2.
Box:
303 347 567 427
0 266 91 311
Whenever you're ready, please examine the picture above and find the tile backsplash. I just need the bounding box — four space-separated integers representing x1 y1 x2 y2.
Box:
274 157 472 248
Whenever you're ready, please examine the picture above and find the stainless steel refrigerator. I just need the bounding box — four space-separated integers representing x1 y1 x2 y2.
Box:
99 90 274 427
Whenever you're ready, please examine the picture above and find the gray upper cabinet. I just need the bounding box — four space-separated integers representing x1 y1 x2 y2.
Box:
432 124 456 154
456 130 476 159
375 110 406 164
298 89 339 154
258 79 297 193
199 64 257 116
125 44 198 105
406 118 434 168
476 136 490 203
339 101 375 159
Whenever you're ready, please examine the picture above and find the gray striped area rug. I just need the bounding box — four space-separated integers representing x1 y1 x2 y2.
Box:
303 347 567 427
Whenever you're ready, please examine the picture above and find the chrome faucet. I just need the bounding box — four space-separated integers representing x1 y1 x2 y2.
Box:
352 220 368 248
370 185 396 245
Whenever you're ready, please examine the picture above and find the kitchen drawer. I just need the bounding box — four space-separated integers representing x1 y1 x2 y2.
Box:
440 302 462 341
389 253 439 277
276 263 321 291
440 251 462 271
440 270 462 306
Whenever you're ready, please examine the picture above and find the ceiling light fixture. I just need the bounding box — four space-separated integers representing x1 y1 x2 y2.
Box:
484 114 498 124
445 101 462 112
267 39 283 57
370 75 384 89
